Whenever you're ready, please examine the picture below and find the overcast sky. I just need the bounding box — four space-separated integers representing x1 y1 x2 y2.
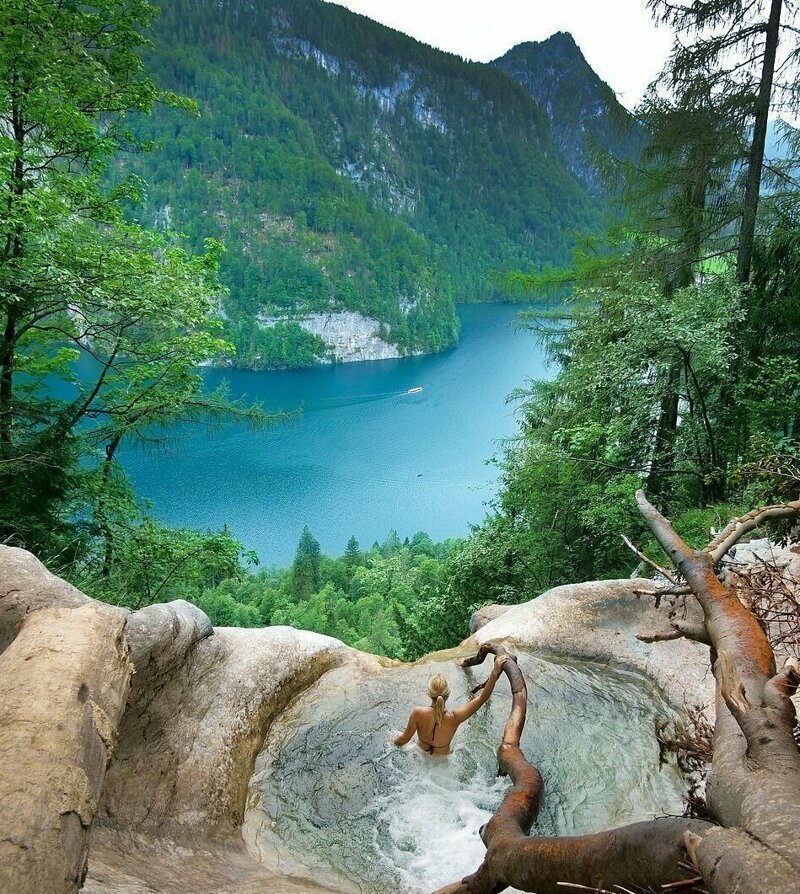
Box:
326 0 675 108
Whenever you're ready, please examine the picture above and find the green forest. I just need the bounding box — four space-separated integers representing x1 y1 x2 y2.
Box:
0 0 798 663
113 0 600 368
195 528 460 659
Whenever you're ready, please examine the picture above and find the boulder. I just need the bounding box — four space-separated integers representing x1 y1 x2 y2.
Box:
469 603 512 633
0 545 352 894
471 578 713 709
99 603 351 839
0 584 131 893
90 602 356 892
0 544 92 653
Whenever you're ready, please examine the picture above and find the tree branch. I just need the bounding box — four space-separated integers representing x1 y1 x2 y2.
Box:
622 534 678 582
637 490 800 782
706 501 800 564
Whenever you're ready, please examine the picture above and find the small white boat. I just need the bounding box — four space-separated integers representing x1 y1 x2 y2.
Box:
407 387 423 395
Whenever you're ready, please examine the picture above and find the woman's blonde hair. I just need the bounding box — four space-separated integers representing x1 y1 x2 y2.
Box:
427 674 450 725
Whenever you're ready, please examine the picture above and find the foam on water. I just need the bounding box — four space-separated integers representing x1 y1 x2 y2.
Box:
243 654 687 894
377 745 512 891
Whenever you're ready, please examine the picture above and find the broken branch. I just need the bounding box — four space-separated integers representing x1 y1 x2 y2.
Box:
706 501 800 564
622 534 678 582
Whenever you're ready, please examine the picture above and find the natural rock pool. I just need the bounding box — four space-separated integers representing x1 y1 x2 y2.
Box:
243 653 687 894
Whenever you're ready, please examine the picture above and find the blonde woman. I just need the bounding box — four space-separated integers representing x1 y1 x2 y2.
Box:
393 655 508 755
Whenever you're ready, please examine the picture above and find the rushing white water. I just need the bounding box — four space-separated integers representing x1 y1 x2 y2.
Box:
244 654 687 894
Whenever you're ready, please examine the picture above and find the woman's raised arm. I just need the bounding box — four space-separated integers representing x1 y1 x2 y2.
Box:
451 655 508 723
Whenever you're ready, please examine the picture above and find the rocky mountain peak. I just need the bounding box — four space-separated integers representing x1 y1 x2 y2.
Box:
493 32 640 194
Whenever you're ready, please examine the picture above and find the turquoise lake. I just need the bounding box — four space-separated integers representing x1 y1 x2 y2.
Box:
122 304 552 565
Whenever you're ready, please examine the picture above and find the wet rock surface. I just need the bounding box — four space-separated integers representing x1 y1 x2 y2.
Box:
0 548 716 894
84 827 338 894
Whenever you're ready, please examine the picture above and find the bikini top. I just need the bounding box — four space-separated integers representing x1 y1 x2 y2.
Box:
420 721 438 753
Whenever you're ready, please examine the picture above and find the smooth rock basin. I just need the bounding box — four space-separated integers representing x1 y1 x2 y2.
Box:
2 551 716 894
244 653 687 894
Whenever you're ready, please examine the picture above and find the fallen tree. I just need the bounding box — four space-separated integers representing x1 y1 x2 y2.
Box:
433 493 800 894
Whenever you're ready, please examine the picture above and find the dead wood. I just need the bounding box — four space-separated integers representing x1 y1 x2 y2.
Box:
655 704 714 818
432 494 800 894
636 491 800 893
432 643 711 894
706 500 800 564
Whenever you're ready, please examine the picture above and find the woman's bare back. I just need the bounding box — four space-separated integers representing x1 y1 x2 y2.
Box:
413 705 459 755
393 655 508 755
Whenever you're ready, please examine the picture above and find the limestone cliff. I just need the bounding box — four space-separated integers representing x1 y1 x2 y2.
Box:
257 310 411 363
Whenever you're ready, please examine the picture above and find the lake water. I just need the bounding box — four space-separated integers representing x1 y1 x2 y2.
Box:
122 304 552 565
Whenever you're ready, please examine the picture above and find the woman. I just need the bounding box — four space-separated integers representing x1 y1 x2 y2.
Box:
393 654 508 755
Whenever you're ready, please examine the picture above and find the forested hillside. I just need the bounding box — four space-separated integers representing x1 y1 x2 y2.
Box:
120 0 602 368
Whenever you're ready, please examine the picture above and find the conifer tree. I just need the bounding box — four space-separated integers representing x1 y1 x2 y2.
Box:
344 536 362 567
292 527 321 600
648 0 800 282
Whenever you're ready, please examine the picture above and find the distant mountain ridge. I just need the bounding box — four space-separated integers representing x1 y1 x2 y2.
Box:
122 0 628 368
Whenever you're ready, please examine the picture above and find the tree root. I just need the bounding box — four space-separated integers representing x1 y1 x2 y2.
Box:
433 643 711 894
432 494 800 894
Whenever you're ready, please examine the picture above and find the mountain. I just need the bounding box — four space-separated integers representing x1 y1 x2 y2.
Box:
765 118 798 162
493 33 640 194
122 0 610 368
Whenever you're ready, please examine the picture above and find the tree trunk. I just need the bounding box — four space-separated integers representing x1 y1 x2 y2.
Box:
98 433 123 580
0 311 14 447
433 497 800 894
737 0 782 284
647 363 681 505
637 492 800 893
1 78 27 448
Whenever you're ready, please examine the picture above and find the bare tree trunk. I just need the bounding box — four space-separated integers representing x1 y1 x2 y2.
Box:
97 432 123 580
0 311 14 447
432 643 711 894
647 363 681 505
637 493 800 892
737 0 782 284
1 78 26 448
433 497 800 894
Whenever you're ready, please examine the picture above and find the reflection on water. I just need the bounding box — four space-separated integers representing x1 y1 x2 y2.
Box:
243 655 687 894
